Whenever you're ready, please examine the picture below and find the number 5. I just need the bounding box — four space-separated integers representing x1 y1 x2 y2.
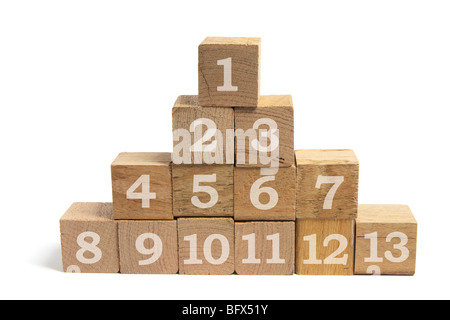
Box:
315 175 344 209
191 174 219 209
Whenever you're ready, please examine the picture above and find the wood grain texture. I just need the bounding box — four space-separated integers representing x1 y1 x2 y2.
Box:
198 37 260 107
235 222 295 275
118 220 178 274
178 218 234 275
172 95 235 165
235 95 294 168
60 202 119 273
111 152 173 220
296 219 355 275
296 149 359 219
355 204 417 275
234 166 296 221
172 164 234 217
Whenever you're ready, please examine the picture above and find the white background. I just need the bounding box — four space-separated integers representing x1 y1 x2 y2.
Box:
0 0 449 300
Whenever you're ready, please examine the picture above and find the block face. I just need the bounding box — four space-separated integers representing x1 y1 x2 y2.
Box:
234 166 296 221
178 218 234 275
235 95 294 168
295 150 359 219
172 164 234 217
60 203 119 273
355 205 417 275
235 222 295 275
172 95 235 165
198 37 260 107
118 220 178 274
296 219 355 275
111 152 173 220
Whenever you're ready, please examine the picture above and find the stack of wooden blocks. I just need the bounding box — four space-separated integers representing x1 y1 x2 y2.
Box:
60 37 418 276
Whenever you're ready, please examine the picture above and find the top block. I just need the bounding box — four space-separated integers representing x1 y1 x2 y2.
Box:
198 37 260 107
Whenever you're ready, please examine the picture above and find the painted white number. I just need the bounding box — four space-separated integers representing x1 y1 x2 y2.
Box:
135 233 163 266
385 232 409 263
315 175 344 210
364 231 409 265
303 233 348 265
127 175 156 208
266 233 285 264
364 232 383 263
367 265 381 275
323 234 348 265
184 234 230 265
66 265 81 273
242 233 261 264
217 57 238 92
204 234 230 265
76 232 102 265
242 233 285 264
250 176 278 210
191 174 219 209
183 234 202 265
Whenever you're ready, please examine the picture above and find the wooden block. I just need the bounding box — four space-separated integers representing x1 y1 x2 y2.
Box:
235 222 295 275
234 166 296 221
111 152 173 220
198 37 260 107
60 202 119 273
172 164 234 217
296 149 359 219
118 220 178 274
355 204 417 275
235 95 294 168
178 218 234 275
172 95 234 165
296 219 355 275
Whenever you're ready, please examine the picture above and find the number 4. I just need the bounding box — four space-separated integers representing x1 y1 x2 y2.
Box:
127 175 157 208
315 175 344 210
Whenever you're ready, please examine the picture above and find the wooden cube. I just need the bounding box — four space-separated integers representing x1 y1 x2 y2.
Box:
355 204 417 275
172 95 234 165
118 220 178 274
234 166 296 221
235 222 295 275
198 37 260 107
235 95 294 168
296 149 359 219
172 164 234 217
178 218 234 275
296 219 355 275
111 152 173 220
60 202 119 273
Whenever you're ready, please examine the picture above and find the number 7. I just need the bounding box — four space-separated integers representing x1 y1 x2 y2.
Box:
315 175 344 209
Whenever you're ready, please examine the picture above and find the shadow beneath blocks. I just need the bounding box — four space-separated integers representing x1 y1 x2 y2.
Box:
34 244 63 272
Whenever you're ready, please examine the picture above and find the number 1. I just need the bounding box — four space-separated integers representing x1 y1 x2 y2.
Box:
217 57 238 92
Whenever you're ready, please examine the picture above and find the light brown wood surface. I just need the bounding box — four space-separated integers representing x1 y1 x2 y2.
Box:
111 152 173 220
296 149 359 219
235 222 295 275
60 202 119 273
355 204 417 275
234 166 296 221
296 218 355 275
172 95 235 165
178 218 234 275
172 164 234 217
198 37 260 107
118 220 178 274
235 95 294 168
